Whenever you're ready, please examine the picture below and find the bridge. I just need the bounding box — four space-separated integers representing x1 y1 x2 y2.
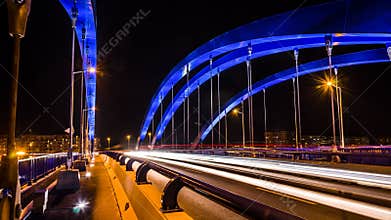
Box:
1 0 391 219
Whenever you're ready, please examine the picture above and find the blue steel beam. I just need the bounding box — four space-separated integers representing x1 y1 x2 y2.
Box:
152 35 391 143
197 48 390 143
58 0 97 142
140 0 391 141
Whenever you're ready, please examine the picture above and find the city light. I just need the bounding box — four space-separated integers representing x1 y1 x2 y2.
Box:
232 108 242 115
107 137 111 149
87 67 96 73
85 171 91 178
16 151 26 156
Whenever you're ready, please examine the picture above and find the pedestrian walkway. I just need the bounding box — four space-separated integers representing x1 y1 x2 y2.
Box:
34 156 134 220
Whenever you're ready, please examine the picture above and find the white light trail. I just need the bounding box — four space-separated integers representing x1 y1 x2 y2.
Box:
126 152 391 220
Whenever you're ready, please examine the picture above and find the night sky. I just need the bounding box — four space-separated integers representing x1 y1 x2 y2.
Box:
1 0 391 146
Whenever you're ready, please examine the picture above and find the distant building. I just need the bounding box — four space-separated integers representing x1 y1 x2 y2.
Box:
344 136 370 146
301 135 370 147
0 134 82 153
264 130 291 146
262 130 371 147
301 135 333 146
377 136 391 145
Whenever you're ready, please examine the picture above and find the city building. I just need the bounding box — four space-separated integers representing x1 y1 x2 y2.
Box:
264 130 291 146
0 134 81 153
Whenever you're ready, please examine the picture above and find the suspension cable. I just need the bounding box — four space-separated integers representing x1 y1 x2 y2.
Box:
209 57 214 149
217 70 221 145
263 89 267 148
326 35 337 148
294 49 302 148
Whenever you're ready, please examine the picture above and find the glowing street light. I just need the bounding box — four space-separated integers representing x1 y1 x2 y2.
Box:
126 135 131 149
15 151 26 157
107 137 111 150
320 72 345 149
148 132 152 145
87 66 96 73
232 101 246 147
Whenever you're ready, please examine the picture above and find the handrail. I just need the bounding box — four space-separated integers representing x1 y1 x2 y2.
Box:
18 153 79 186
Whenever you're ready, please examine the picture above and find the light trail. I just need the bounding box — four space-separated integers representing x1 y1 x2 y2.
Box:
127 151 391 190
125 152 391 220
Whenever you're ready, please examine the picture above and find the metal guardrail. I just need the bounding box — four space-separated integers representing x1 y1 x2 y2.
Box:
103 151 302 220
137 146 391 166
18 153 79 186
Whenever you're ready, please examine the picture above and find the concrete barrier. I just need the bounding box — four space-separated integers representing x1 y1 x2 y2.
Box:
103 155 191 220
102 154 250 220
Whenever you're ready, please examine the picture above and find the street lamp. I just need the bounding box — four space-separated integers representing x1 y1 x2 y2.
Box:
107 137 111 150
2 1 32 218
325 72 345 149
69 63 96 163
148 132 152 145
232 101 245 147
126 135 131 150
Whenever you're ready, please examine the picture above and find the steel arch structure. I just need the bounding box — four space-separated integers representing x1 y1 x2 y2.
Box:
58 0 97 144
140 0 391 143
196 48 390 143
152 36 391 143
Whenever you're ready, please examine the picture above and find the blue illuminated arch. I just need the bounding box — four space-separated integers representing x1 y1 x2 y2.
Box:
152 36 391 143
197 48 390 143
140 0 391 142
58 0 97 142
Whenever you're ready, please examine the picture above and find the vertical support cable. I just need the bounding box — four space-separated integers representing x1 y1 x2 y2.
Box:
263 89 267 148
334 67 341 146
241 100 246 147
334 68 345 148
225 109 228 148
338 86 345 148
246 44 254 147
197 83 200 139
294 49 302 148
217 70 221 145
183 93 186 144
293 78 298 150
160 94 163 145
68 3 78 167
80 27 86 157
152 117 154 143
171 83 174 146
209 57 214 149
326 35 337 148
187 65 190 145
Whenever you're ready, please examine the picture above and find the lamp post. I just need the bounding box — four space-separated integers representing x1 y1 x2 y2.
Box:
325 74 345 149
1 0 32 218
67 1 78 170
126 135 131 150
233 101 245 147
107 137 111 150
75 67 95 158
148 132 152 145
